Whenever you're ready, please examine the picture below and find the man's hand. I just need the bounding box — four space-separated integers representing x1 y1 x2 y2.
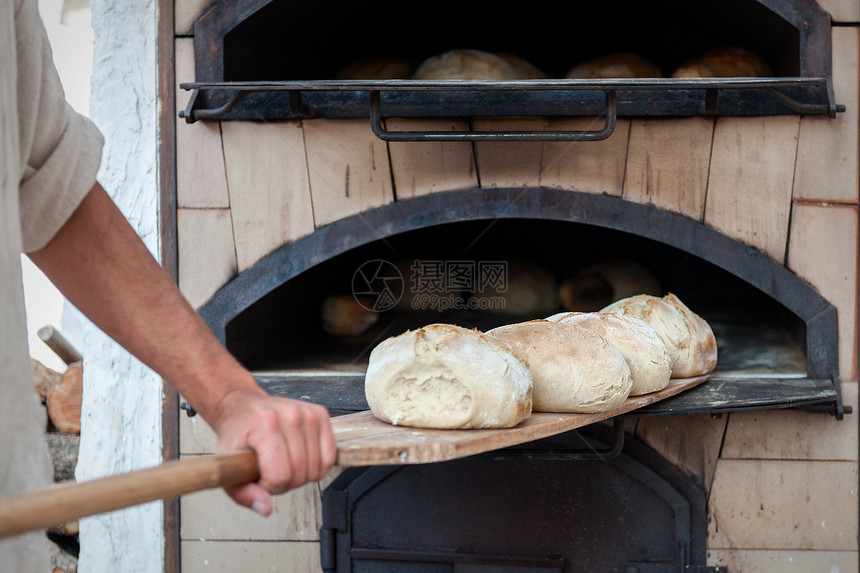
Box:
210 388 337 515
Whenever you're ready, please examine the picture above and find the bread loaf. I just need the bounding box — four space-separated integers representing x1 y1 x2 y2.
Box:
321 294 379 335
472 261 558 316
600 293 717 378
494 52 547 79
547 311 671 395
413 49 522 80
585 259 662 301
566 53 662 79
559 258 662 312
365 323 533 429
487 319 632 413
671 47 773 78
557 272 613 312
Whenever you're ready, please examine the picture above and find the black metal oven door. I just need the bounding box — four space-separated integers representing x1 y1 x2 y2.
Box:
321 425 710 573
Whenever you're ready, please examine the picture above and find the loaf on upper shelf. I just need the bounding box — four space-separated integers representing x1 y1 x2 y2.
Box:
493 51 548 79
566 52 662 79
413 49 537 80
336 46 771 83
671 47 773 78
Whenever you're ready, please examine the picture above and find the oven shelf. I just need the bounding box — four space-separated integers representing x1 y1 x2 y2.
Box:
230 315 844 419
179 77 843 141
249 371 841 419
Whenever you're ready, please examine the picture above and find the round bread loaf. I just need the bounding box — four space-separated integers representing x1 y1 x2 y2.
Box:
494 51 547 79
559 258 662 312
583 259 662 301
487 319 632 413
365 323 533 429
600 293 717 378
472 261 558 316
413 49 522 80
321 294 379 335
671 47 773 78
547 311 671 395
557 272 613 312
566 52 662 79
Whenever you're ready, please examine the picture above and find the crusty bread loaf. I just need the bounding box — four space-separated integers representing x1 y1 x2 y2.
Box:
472 261 559 316
566 52 662 79
671 47 773 78
584 259 662 301
557 272 613 312
337 56 416 80
413 49 522 80
559 258 662 312
600 293 717 378
487 319 632 413
547 311 671 395
494 51 547 79
321 294 379 335
365 323 533 429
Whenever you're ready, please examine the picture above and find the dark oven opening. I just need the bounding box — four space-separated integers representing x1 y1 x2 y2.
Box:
182 0 840 123
227 218 799 374
220 0 802 81
198 188 843 419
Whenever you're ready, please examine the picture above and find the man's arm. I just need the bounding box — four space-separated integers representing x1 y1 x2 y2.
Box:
28 181 336 515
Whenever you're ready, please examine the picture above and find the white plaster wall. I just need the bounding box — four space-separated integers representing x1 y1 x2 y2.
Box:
75 0 164 571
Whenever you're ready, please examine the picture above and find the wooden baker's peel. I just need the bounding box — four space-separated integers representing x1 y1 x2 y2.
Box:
0 375 706 538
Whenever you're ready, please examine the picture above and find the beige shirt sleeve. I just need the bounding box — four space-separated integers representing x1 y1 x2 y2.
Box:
16 0 104 253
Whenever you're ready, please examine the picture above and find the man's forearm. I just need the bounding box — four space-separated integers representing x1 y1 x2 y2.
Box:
28 181 336 511
27 182 261 426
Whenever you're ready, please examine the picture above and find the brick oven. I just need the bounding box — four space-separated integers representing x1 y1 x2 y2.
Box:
163 0 858 571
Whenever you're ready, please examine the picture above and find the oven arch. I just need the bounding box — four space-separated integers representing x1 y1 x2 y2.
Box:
196 188 843 418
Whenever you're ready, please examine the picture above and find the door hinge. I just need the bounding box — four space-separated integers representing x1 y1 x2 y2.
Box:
320 489 348 572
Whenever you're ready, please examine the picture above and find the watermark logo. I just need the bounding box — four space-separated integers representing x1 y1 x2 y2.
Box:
351 259 508 313
351 259 404 312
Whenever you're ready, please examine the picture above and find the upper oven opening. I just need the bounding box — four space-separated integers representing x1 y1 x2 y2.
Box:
220 0 802 82
182 0 842 124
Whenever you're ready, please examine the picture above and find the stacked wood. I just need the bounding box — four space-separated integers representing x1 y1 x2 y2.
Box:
33 325 84 434
33 358 62 404
44 409 81 569
51 567 78 573
33 358 84 435
45 432 79 482
33 326 83 571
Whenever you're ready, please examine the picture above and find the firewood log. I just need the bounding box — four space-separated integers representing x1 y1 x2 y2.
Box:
33 358 62 402
46 362 83 434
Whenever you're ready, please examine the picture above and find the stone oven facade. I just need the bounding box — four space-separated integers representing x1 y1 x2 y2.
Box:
164 0 859 571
